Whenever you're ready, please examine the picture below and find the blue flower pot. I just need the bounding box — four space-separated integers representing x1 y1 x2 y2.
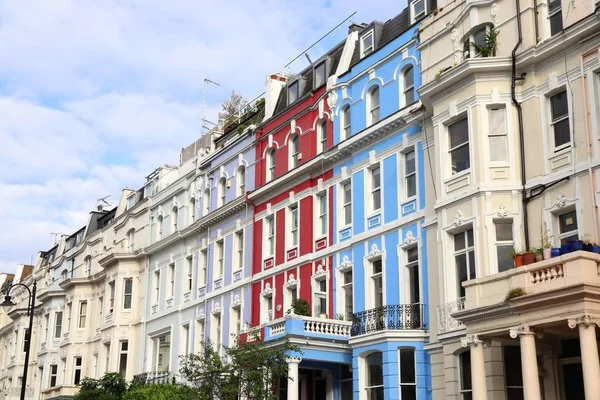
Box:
560 244 571 255
592 245 600 254
569 240 584 252
551 248 561 257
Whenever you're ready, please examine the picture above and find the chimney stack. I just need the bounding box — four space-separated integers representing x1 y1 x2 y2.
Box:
263 73 287 121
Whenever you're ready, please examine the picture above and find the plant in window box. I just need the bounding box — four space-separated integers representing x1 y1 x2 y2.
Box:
505 287 527 301
471 28 499 57
569 237 584 252
512 248 526 267
288 298 310 317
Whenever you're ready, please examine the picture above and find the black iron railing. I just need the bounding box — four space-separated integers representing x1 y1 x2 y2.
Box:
351 304 425 336
133 371 176 385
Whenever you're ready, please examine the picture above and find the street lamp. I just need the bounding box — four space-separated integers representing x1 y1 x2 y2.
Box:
1 280 37 400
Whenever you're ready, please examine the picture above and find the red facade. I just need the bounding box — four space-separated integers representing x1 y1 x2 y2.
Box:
250 84 335 327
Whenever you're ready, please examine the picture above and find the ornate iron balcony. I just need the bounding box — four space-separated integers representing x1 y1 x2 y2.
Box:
133 371 176 385
351 304 425 336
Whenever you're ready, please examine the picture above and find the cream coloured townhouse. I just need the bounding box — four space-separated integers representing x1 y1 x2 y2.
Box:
417 0 600 398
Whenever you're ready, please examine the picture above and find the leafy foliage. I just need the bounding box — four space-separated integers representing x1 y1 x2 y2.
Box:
221 91 248 123
472 28 499 57
179 338 301 400
289 298 311 316
74 373 128 400
123 384 199 400
505 287 527 301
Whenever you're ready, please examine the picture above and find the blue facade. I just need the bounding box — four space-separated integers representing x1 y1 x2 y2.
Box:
330 22 431 400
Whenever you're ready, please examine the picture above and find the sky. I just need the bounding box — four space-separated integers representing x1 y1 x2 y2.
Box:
0 0 405 272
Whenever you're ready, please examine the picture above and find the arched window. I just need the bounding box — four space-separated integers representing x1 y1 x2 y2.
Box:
204 189 210 215
157 215 163 240
341 105 351 140
317 120 327 153
84 256 92 277
189 197 196 224
289 134 299 169
368 86 380 125
403 66 415 107
237 167 246 197
61 270 68 282
364 352 384 399
463 26 491 59
218 178 226 207
172 206 178 232
267 148 276 182
127 229 135 252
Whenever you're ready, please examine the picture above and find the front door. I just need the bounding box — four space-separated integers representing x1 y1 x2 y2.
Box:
562 363 584 400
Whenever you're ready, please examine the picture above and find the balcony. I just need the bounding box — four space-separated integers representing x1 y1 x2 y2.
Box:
350 304 425 336
264 314 352 341
437 297 465 334
462 251 600 311
133 371 177 385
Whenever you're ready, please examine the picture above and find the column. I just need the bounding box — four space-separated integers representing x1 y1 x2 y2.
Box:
461 335 488 400
510 325 541 400
569 315 600 399
287 356 301 400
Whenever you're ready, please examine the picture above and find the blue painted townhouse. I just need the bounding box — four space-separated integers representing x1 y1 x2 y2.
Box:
329 7 431 400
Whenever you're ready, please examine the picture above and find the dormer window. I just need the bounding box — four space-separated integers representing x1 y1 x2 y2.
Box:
314 61 326 88
411 0 426 23
361 31 374 57
288 81 299 105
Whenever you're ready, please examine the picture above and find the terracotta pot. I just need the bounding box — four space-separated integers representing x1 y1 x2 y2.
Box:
514 254 525 267
543 248 552 260
522 252 535 265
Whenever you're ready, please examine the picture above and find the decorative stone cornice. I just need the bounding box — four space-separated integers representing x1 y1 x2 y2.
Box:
286 356 302 364
260 283 273 297
460 334 489 348
568 315 600 329
368 243 383 258
211 303 222 315
231 295 242 308
283 274 298 288
337 255 353 271
312 265 327 279
402 231 417 247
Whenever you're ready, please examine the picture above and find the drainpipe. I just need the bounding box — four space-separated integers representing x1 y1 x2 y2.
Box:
245 190 256 327
533 0 540 43
511 0 530 250
580 46 600 242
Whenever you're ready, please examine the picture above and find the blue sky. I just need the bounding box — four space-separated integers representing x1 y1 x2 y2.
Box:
0 0 405 272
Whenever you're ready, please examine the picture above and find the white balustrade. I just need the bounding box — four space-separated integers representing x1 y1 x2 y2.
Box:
437 298 466 334
303 317 352 337
270 321 286 336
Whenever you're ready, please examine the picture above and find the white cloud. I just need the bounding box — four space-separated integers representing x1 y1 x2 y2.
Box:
0 0 407 270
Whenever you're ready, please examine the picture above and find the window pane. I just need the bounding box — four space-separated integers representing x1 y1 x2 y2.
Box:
315 62 326 88
373 259 382 274
468 250 476 279
456 253 468 297
451 144 470 173
473 29 487 48
550 11 563 35
495 221 513 241
551 91 568 119
449 119 469 148
409 266 420 304
489 108 506 134
404 66 414 87
406 151 416 174
344 271 353 284
454 232 466 251
467 229 474 246
371 87 380 108
460 351 472 390
497 245 514 272
372 167 381 190
407 175 417 198
553 118 570 147
413 0 425 15
559 211 578 233
504 346 523 387
366 353 383 386
401 386 417 400
400 348 416 383
407 247 418 263
489 136 508 162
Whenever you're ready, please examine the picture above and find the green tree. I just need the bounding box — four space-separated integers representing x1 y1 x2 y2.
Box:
74 373 128 400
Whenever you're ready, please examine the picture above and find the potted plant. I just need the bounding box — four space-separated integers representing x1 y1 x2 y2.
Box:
583 234 593 252
335 313 345 321
513 248 525 267
522 249 535 265
505 287 527 301
533 247 543 262
569 237 584 252
540 228 552 260
289 298 311 317
472 28 499 57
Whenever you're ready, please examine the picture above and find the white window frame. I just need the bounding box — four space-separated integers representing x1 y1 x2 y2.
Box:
463 26 491 59
231 305 242 338
180 324 190 357
341 105 351 140
265 215 275 257
459 351 472 400
404 149 417 199
78 301 87 329
235 230 244 271
186 256 193 292
340 268 353 321
317 119 327 153
313 276 328 317
119 340 129 377
494 219 514 273
548 0 563 36
340 181 352 227
74 356 83 385
487 105 509 164
360 30 374 57
199 249 207 287
410 0 426 23
195 319 205 353
189 197 196 224
288 204 299 248
267 148 276 182
316 192 328 237
109 281 115 313
49 364 58 388
289 134 299 169
405 247 420 305
153 270 160 304
548 89 571 152
363 352 384 398
398 348 417 398
215 240 224 278
237 166 246 197
123 278 133 310
265 294 274 322
369 164 382 214
454 228 476 299
288 81 299 105
54 312 62 339
172 206 178 232
218 178 226 207
557 209 579 244
448 116 471 175
402 65 415 108
314 61 327 88
284 282 298 313
168 263 175 299
212 313 222 354
370 258 384 309
85 256 92 277
157 215 163 240
204 189 210 215
368 85 380 125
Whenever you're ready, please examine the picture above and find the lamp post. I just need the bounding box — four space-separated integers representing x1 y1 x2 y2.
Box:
1 280 37 400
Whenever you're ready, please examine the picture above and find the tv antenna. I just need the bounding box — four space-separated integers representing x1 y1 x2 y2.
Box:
202 78 221 134
50 233 63 244
97 195 111 211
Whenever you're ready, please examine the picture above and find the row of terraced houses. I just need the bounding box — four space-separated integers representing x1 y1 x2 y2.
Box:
2 0 600 399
